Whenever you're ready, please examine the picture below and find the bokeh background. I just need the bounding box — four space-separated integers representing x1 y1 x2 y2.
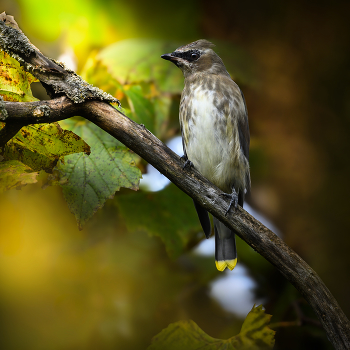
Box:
1 0 350 349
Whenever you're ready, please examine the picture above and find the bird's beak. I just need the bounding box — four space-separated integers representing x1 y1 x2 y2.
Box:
161 53 177 62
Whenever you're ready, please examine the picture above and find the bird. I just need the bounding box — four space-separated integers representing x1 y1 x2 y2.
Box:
161 39 250 272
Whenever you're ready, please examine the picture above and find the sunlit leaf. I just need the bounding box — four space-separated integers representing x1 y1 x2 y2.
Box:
82 38 225 141
148 305 275 350
80 54 122 97
0 50 38 102
81 46 180 139
97 39 184 94
58 118 142 229
81 54 158 133
2 123 90 173
116 184 202 258
9 123 90 157
0 160 38 193
0 51 89 173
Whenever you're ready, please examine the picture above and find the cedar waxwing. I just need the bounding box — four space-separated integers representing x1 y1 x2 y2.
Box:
161 40 250 271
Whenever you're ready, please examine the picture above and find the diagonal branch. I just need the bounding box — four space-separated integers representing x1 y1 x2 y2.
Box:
1 13 350 350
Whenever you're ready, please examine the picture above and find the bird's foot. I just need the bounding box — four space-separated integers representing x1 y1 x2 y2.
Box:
181 155 194 170
220 188 239 216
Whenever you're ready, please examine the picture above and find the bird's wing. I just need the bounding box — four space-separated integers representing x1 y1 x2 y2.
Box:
179 86 190 157
237 87 250 161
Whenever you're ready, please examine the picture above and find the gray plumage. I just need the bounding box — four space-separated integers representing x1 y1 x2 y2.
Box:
161 39 250 271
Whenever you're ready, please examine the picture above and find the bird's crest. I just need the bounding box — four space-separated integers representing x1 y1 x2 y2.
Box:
176 39 215 52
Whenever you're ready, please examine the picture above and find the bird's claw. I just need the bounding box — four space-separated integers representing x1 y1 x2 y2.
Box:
220 190 239 216
183 159 194 169
181 155 194 170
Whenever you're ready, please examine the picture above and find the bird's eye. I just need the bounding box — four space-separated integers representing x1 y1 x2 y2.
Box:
181 50 201 62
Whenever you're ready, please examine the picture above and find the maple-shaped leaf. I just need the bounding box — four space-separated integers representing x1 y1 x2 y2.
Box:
148 305 275 350
58 117 141 229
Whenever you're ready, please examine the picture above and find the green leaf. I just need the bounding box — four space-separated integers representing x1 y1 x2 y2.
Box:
122 85 155 133
153 96 173 138
81 55 158 133
58 118 142 229
97 39 184 94
148 305 275 350
0 50 38 102
2 123 90 173
80 54 122 97
0 160 38 193
233 305 275 349
116 184 202 258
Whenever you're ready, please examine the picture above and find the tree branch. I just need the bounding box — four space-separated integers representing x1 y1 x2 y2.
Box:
0 96 84 123
0 97 90 146
1 13 350 350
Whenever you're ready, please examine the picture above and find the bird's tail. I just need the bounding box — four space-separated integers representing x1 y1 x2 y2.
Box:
213 217 237 271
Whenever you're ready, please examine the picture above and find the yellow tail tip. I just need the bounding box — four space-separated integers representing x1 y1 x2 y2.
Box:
215 258 237 272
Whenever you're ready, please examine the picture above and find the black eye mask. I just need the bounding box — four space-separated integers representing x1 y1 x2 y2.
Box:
172 49 201 62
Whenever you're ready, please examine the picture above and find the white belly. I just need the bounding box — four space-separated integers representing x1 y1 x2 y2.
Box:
184 89 245 193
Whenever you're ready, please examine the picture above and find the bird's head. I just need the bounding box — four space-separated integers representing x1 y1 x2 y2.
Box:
161 39 230 79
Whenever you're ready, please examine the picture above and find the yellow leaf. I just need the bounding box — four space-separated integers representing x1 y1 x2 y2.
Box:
0 50 38 102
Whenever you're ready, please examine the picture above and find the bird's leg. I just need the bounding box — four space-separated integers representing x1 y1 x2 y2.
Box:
220 187 239 215
181 155 194 170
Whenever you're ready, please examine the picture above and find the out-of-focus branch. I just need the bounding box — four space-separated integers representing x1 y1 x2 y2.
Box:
1 12 350 350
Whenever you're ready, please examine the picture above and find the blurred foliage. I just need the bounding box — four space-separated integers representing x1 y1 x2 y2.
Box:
0 183 236 350
149 305 275 350
116 184 202 258
95 39 184 93
81 39 185 139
